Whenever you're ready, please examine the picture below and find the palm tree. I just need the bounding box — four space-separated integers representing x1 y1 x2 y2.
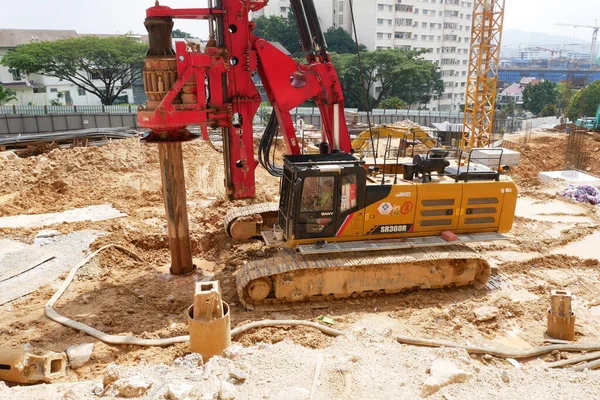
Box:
0 85 17 105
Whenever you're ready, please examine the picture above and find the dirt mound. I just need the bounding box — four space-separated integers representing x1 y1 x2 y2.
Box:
0 138 280 218
508 134 600 187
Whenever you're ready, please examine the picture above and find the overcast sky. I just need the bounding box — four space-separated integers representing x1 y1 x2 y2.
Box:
1 0 598 42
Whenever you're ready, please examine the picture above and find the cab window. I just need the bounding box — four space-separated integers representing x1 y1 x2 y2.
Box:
300 176 335 212
298 176 335 235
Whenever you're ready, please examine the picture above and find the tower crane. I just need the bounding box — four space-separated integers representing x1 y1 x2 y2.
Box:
555 20 599 68
462 0 506 149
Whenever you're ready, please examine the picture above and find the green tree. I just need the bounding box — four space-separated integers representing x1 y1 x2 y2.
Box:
252 14 300 54
377 96 407 109
522 80 559 116
503 99 516 116
253 13 365 54
0 85 17 105
565 80 600 121
331 49 442 110
172 29 193 38
329 52 369 109
540 104 558 117
558 81 575 111
1 36 147 105
323 27 365 54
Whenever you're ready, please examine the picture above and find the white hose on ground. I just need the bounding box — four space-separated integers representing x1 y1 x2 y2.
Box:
395 334 600 359
230 320 343 337
44 244 343 347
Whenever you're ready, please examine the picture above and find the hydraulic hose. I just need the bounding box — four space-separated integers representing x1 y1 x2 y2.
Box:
258 111 284 177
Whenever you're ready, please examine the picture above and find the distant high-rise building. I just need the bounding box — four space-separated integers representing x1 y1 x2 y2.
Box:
253 0 475 111
253 0 291 18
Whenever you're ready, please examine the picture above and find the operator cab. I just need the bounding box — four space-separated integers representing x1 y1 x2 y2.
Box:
279 153 370 241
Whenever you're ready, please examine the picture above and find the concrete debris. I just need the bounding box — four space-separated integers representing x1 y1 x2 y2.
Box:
222 344 244 359
0 150 18 161
91 383 104 396
167 383 194 400
112 375 153 398
219 380 237 400
65 343 94 369
421 359 471 397
34 229 61 240
173 353 204 368
473 306 499 322
229 368 248 382
103 363 121 387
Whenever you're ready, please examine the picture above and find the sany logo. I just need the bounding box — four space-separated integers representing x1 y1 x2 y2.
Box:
378 202 393 215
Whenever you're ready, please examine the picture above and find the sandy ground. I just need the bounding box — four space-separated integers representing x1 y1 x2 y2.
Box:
0 129 600 398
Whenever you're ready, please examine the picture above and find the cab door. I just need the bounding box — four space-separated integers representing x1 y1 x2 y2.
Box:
334 172 365 238
294 175 339 239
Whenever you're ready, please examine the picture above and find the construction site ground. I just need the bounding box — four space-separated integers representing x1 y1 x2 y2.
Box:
1 129 600 399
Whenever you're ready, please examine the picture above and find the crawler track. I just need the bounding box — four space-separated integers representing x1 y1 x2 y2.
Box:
236 245 490 310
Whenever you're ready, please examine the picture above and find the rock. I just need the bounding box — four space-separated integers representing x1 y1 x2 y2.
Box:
0 151 18 161
91 382 104 396
501 371 510 383
229 368 248 382
35 229 61 239
167 295 176 303
274 386 310 400
551 350 561 361
473 306 499 322
174 353 204 367
222 344 244 359
187 371 204 382
483 354 493 361
421 359 471 397
66 343 94 369
219 381 236 400
255 250 266 257
167 383 194 400
112 375 153 398
103 363 121 387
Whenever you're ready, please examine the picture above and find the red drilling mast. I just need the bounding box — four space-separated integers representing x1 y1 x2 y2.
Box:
138 0 351 274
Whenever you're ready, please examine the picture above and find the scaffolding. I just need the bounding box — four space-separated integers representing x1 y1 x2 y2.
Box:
462 0 506 149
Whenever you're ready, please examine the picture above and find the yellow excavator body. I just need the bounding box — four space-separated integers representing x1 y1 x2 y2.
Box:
227 151 517 310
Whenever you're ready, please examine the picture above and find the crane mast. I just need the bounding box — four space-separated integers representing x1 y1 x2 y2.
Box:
462 0 505 149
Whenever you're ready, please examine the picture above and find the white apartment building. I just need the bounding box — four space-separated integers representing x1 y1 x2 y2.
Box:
253 0 292 18
0 30 137 106
255 0 475 111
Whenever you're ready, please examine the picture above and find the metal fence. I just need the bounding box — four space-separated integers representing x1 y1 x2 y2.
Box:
0 105 137 115
0 104 549 137
0 113 139 137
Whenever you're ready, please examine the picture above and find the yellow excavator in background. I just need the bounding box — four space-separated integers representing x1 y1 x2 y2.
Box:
351 125 439 156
